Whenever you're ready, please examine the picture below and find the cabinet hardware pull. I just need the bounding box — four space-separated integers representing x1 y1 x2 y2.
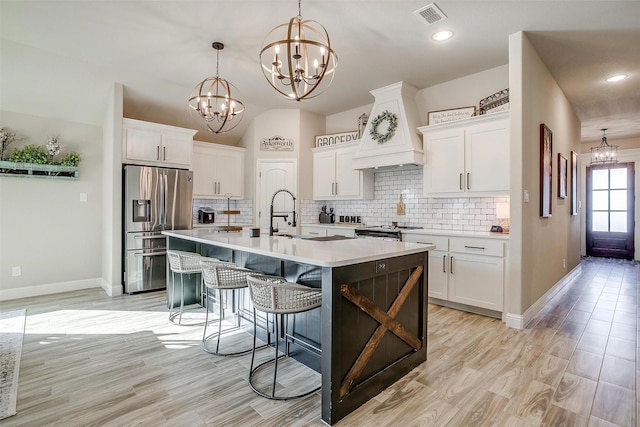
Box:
442 255 446 273
450 256 454 273
467 173 470 190
163 146 166 161
418 242 433 245
335 182 338 195
459 173 463 190
464 245 486 250
156 146 160 160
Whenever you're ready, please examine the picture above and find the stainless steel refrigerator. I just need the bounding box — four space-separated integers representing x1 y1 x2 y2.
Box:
123 165 193 293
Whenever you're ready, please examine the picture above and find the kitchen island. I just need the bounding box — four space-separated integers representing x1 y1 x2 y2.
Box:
163 229 433 425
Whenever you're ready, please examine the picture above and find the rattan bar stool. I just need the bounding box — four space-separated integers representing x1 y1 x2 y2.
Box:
246 274 322 400
166 250 202 325
200 259 258 356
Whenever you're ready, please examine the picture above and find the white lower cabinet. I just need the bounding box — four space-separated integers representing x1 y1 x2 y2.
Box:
403 233 505 312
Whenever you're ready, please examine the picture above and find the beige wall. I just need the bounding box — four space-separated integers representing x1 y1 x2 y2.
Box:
0 111 103 299
508 32 582 319
101 83 124 296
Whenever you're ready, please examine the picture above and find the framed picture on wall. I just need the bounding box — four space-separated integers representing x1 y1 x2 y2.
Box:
558 153 568 199
540 124 553 217
571 151 579 215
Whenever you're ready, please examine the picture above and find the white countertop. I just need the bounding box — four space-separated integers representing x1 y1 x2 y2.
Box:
163 229 433 268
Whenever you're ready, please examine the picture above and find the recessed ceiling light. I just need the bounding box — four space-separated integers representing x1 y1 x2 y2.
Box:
606 74 628 82
432 30 453 41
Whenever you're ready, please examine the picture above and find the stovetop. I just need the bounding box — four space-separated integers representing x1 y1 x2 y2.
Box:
357 225 424 231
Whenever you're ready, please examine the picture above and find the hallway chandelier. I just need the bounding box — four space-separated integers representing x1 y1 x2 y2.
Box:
259 0 337 101
188 42 245 134
590 128 619 165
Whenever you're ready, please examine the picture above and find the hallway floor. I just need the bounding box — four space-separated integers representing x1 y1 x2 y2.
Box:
0 257 636 426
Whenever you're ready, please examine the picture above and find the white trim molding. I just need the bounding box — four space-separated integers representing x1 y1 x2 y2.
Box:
0 278 103 301
101 278 123 297
505 263 582 329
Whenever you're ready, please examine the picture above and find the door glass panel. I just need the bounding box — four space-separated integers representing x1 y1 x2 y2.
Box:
610 190 627 211
592 191 609 211
592 169 609 190
610 212 627 233
610 168 627 189
592 212 609 232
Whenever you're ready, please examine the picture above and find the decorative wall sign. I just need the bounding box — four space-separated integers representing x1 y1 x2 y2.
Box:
571 151 579 215
428 106 476 125
479 89 509 115
260 135 293 151
558 153 568 199
540 124 553 217
315 130 359 148
369 110 398 144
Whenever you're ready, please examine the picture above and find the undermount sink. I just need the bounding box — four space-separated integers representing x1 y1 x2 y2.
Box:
303 235 355 241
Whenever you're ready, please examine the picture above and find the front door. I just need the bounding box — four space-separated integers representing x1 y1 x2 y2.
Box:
586 163 635 260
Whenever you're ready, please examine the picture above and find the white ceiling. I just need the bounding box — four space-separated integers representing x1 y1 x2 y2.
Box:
1 1 639 144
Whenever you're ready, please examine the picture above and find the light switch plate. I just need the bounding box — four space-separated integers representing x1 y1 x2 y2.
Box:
523 190 530 203
80 193 88 202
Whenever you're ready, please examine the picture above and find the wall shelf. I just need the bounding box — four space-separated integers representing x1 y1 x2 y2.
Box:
0 160 79 180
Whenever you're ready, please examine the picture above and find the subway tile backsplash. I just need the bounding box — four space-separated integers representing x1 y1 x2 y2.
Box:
301 168 508 232
192 198 253 225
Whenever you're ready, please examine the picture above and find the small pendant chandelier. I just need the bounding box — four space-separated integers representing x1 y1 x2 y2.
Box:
189 42 245 134
590 128 619 164
259 0 338 101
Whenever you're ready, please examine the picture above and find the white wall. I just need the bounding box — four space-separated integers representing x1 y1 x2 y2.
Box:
0 111 103 300
415 65 510 125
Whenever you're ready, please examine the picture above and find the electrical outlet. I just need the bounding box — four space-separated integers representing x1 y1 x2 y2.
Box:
376 261 387 273
523 190 530 203
12 266 21 277
80 193 88 202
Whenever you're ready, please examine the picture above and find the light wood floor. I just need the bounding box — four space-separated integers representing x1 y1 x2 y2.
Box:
0 257 636 426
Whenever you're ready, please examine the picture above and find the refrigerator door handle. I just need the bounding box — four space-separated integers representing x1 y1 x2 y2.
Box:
134 251 167 257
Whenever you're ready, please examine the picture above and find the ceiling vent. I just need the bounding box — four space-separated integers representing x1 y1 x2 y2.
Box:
413 3 447 26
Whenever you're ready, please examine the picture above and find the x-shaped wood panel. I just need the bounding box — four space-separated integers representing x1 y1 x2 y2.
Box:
339 265 423 398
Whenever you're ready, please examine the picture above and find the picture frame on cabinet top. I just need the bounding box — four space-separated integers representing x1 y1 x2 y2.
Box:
540 124 553 217
427 106 476 125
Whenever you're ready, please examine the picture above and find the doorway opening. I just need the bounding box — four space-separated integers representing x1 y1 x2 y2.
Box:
586 163 635 260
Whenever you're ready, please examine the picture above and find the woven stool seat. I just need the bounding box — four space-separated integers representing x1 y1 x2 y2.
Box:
246 274 322 400
200 259 259 356
167 250 203 325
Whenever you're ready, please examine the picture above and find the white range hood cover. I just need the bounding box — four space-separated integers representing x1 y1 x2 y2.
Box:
352 81 423 170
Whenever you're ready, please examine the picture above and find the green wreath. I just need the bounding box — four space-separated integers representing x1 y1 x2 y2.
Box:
369 110 398 144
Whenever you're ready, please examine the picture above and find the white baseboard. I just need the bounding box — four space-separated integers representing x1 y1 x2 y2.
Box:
101 278 123 297
505 263 583 330
0 278 103 301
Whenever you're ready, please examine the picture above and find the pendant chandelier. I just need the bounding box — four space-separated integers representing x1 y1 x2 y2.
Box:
591 128 619 164
259 0 337 101
188 42 245 134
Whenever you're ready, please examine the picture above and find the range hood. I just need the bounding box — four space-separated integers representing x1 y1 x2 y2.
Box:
352 81 423 170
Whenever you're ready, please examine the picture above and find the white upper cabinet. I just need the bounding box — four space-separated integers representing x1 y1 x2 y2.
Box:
419 111 509 197
312 142 374 200
192 141 245 199
122 118 196 169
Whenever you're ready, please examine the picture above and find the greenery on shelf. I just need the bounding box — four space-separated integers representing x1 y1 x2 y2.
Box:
58 152 81 167
0 129 81 167
8 144 50 164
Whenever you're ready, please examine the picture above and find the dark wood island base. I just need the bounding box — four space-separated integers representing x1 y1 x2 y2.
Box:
163 230 430 425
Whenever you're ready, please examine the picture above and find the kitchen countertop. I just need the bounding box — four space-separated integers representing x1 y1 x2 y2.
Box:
163 228 433 267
